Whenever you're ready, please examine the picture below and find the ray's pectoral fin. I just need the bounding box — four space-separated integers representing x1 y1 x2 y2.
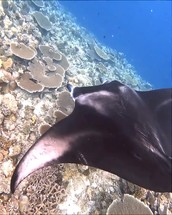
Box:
138 88 172 157
11 80 172 194
10 115 79 193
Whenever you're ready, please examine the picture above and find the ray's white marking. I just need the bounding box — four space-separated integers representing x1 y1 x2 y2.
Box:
77 90 115 117
71 86 76 101
67 83 75 101
14 135 70 189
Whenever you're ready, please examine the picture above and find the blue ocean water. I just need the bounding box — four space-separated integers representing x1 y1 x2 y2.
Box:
59 1 171 89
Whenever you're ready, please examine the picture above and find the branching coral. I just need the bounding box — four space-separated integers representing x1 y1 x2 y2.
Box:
19 164 66 214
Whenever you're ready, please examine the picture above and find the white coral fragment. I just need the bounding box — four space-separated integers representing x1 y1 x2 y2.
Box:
2 160 14 177
106 194 153 215
1 93 18 115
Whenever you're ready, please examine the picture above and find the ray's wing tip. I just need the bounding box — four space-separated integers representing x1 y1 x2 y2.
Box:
10 171 18 194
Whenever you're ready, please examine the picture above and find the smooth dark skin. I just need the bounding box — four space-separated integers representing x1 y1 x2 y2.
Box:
11 80 172 193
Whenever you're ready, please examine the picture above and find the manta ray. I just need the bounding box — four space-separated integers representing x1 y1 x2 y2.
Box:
11 80 172 193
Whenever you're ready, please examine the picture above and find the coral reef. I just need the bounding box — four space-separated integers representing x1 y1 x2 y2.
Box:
1 0 169 214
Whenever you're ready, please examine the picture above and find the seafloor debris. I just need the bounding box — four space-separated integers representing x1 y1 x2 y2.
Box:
10 42 37 60
0 69 13 83
96 62 107 74
19 195 29 214
2 159 14 177
32 11 52 31
0 93 18 115
8 144 21 157
1 57 13 70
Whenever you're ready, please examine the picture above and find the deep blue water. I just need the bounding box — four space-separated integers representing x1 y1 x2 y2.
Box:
59 1 171 89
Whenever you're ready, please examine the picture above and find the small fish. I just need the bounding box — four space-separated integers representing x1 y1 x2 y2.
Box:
11 80 172 193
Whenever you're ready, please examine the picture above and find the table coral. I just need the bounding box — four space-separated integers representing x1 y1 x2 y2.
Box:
106 194 153 215
93 44 110 61
32 11 52 31
17 72 44 93
10 42 37 60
